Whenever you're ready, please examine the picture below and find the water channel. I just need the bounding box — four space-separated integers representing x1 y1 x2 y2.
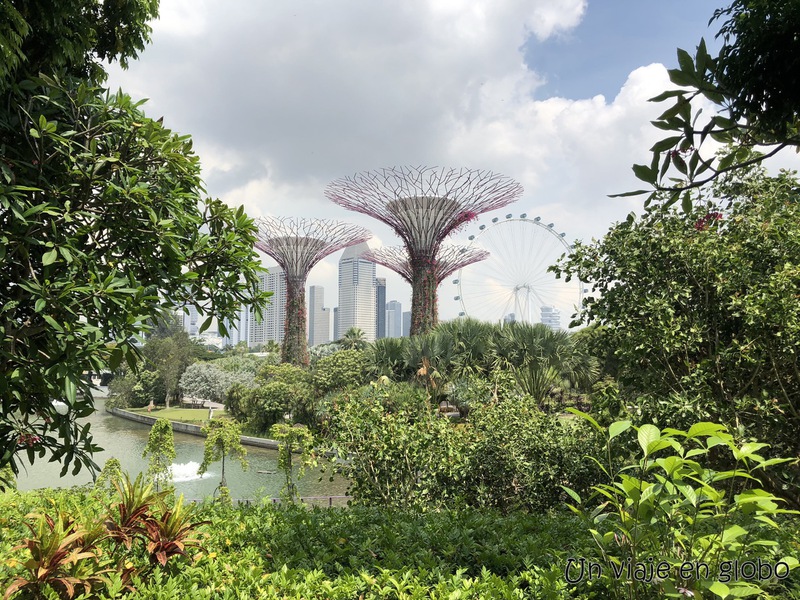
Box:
16 398 349 502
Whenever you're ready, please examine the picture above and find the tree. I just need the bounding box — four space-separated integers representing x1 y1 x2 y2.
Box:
269 423 316 503
142 418 176 492
623 0 800 207
0 2 270 477
198 418 248 492
555 167 800 503
492 322 598 406
338 327 367 350
179 362 233 405
142 331 195 408
311 349 368 396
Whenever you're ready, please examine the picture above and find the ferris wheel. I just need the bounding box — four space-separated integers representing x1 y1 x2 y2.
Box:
453 213 584 329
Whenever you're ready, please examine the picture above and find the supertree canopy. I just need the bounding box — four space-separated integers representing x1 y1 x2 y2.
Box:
255 217 371 366
326 166 522 334
364 245 489 285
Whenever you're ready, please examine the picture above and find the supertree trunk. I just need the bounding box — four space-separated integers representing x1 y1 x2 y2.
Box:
254 218 371 367
410 257 438 336
282 277 309 367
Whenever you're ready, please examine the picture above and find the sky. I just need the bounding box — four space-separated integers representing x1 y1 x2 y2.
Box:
106 0 726 329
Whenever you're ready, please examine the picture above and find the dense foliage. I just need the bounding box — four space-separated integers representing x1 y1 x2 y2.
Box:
556 168 800 504
142 418 175 492
2 480 798 599
0 1 270 479
566 414 800 599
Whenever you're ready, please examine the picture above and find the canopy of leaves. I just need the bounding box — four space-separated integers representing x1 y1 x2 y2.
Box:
556 167 800 495
0 2 270 476
622 1 800 205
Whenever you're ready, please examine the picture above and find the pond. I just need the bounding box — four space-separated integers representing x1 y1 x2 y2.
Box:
16 398 349 502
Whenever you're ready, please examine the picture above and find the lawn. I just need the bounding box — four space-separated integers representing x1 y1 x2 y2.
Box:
128 406 225 424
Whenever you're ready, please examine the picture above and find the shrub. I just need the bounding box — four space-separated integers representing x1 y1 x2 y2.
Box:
328 380 467 509
565 414 800 599
464 399 603 513
312 349 368 396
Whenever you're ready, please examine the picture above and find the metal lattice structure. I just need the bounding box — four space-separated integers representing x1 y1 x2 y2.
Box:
255 217 371 366
326 166 522 335
364 245 489 285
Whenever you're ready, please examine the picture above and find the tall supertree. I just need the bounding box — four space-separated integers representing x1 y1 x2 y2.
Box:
364 245 489 287
326 166 522 335
255 217 371 366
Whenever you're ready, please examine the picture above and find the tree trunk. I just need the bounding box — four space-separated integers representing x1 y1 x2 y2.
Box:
282 277 309 366
410 258 438 336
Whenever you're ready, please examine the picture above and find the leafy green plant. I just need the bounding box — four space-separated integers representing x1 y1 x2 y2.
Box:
465 399 602 513
198 418 248 491
328 380 467 509
143 494 208 567
565 413 799 599
142 418 176 492
269 424 317 503
94 458 123 494
104 472 164 554
312 349 368 397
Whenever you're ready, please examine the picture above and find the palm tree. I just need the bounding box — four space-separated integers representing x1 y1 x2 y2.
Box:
494 322 598 406
367 337 409 379
435 318 497 378
338 327 368 350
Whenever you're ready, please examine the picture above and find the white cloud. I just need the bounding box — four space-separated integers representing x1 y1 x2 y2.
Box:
106 0 692 323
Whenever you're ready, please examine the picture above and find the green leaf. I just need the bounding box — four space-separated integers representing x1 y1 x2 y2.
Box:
42 248 58 265
676 48 694 74
637 424 660 456
565 408 603 432
681 192 693 214
650 135 683 154
199 315 213 334
687 422 726 439
707 581 730 598
608 420 631 441
632 163 657 184
608 190 650 198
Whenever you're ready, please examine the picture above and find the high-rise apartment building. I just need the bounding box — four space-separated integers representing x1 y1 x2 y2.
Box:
375 277 386 340
179 304 201 337
221 306 250 348
248 265 287 347
386 300 403 338
338 242 376 341
308 285 330 347
540 305 561 331
333 307 339 342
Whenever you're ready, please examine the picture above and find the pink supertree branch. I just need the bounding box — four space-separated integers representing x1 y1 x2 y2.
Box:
254 217 371 365
326 167 521 336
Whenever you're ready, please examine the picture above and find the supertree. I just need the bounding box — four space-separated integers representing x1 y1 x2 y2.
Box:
255 217 371 366
364 245 489 286
325 166 522 335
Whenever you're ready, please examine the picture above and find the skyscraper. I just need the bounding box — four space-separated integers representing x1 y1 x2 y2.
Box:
179 304 201 337
249 265 287 347
333 307 339 341
338 242 376 341
221 305 250 348
308 285 330 346
541 305 561 331
386 300 403 338
375 277 386 339
402 311 411 337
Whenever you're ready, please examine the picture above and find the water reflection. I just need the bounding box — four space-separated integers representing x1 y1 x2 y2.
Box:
17 399 348 501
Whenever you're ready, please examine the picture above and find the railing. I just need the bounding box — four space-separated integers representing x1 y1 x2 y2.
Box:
185 495 352 508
